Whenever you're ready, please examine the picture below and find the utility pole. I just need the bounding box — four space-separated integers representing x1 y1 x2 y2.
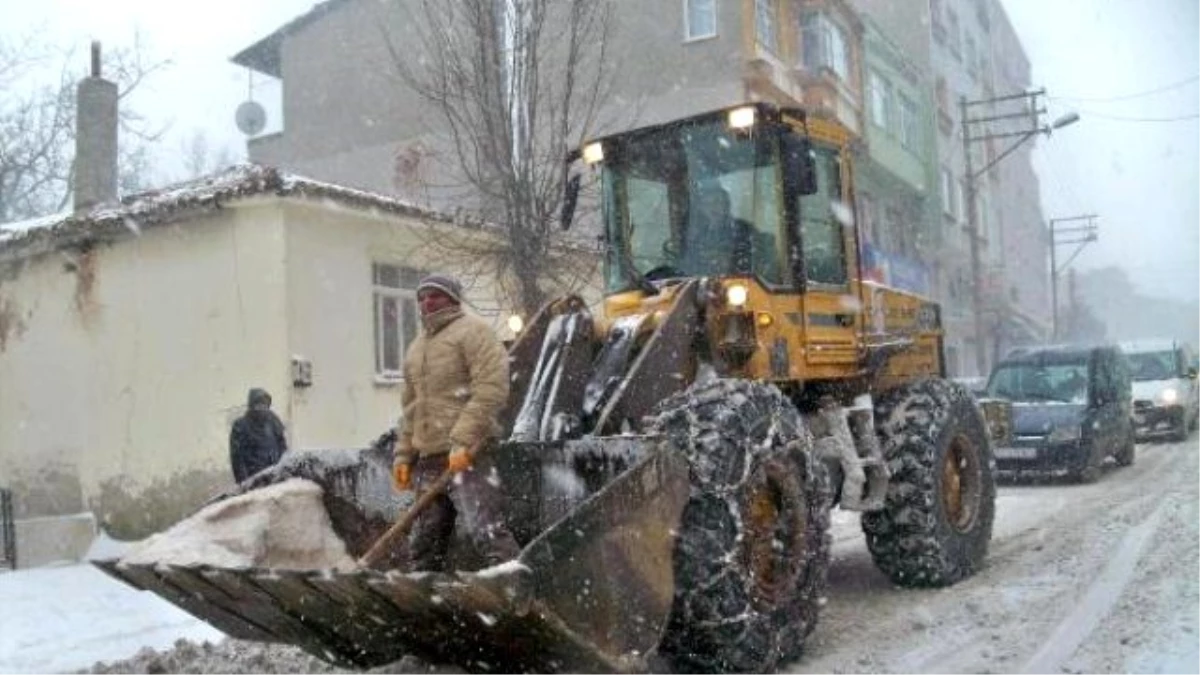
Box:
960 90 1078 375
1048 214 1099 341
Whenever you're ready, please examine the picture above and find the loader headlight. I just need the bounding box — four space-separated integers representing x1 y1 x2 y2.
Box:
1159 387 1179 405
726 283 749 307
507 314 525 334
1047 424 1082 444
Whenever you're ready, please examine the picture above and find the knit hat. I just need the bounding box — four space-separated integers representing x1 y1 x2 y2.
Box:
416 273 463 304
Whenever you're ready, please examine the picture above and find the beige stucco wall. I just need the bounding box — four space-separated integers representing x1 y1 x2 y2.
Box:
0 205 289 538
1 194 604 551
279 200 603 447
280 201 437 448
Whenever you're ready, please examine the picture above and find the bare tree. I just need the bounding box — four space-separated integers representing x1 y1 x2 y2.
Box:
180 128 238 180
382 0 615 316
0 32 170 223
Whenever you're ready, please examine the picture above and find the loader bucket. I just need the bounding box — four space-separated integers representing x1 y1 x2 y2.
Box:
94 442 690 673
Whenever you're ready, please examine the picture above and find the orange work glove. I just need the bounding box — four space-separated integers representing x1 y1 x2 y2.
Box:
447 447 472 474
392 460 412 491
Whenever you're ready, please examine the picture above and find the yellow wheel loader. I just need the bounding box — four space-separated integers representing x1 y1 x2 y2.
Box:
96 103 1007 673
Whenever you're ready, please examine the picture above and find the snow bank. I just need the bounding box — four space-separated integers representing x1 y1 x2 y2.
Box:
82 634 465 672
120 479 358 571
0 564 225 674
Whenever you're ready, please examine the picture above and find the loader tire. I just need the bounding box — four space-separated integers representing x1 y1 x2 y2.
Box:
648 379 832 673
862 378 995 587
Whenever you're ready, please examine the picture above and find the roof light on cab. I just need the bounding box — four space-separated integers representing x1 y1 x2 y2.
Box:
582 142 604 164
728 106 756 130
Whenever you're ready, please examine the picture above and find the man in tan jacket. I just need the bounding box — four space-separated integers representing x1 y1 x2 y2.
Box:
392 273 520 571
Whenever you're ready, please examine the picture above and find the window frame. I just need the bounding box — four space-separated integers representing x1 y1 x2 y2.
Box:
801 12 849 81
940 166 957 218
683 0 718 42
897 93 920 151
755 0 778 54
868 69 893 131
945 8 962 57
372 263 425 382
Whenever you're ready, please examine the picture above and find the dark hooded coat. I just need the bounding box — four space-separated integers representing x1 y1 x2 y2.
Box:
229 388 288 483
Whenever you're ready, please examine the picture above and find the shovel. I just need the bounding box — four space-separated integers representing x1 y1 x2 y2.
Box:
358 440 483 569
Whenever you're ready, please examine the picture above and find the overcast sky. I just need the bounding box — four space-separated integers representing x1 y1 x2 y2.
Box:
4 0 1198 303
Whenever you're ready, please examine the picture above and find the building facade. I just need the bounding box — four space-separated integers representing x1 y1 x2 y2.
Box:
234 0 1051 376
0 165 595 564
851 0 1051 375
233 0 868 204
854 14 940 299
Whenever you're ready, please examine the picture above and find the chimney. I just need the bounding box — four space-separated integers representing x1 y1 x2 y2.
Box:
74 41 119 214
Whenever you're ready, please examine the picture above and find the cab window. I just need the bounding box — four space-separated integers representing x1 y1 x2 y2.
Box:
797 146 848 285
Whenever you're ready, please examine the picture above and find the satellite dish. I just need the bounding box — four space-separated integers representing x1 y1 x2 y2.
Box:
235 100 267 136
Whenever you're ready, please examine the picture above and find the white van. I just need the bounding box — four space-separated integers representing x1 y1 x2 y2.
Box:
1120 340 1199 441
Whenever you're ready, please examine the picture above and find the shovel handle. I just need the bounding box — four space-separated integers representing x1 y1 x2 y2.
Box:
358 441 483 569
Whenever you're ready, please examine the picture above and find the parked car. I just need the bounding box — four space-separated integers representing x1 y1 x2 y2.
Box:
1120 339 1199 441
985 344 1135 482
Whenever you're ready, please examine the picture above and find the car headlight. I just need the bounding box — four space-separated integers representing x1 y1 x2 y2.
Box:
1047 424 1082 443
726 283 749 307
1159 387 1179 405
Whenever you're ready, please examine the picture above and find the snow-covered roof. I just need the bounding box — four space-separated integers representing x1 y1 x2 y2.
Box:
1119 339 1182 355
0 163 460 262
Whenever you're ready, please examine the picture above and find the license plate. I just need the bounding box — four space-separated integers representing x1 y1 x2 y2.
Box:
994 446 1037 460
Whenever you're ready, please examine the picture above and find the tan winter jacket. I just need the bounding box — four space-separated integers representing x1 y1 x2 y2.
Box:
396 306 510 462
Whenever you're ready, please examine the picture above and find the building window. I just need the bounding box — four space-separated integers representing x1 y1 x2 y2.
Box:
965 35 978 79
858 192 877 248
898 93 920 151
755 0 777 54
684 0 717 41
868 70 892 131
957 179 968 225
373 263 426 379
940 167 957 219
945 9 961 57
935 76 949 111
801 12 849 81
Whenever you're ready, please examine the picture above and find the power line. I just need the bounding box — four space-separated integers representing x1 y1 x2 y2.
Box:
1073 109 1200 123
1049 75 1199 103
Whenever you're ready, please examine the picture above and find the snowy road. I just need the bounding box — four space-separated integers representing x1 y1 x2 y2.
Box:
5 436 1197 674
792 434 1200 674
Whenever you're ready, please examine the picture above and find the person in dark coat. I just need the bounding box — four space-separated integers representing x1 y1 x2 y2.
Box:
229 388 288 483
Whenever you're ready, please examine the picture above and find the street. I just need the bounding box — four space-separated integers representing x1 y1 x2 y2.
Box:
792 435 1200 674
73 434 1199 675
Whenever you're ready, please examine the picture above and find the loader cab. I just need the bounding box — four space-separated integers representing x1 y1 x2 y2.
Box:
564 103 941 389
575 103 853 297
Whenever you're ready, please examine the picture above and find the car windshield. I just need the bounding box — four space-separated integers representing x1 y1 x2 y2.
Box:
987 361 1090 404
1126 350 1179 381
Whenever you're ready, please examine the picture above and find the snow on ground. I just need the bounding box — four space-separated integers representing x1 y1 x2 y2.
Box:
794 436 1200 674
2 438 1197 674
0 561 224 674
